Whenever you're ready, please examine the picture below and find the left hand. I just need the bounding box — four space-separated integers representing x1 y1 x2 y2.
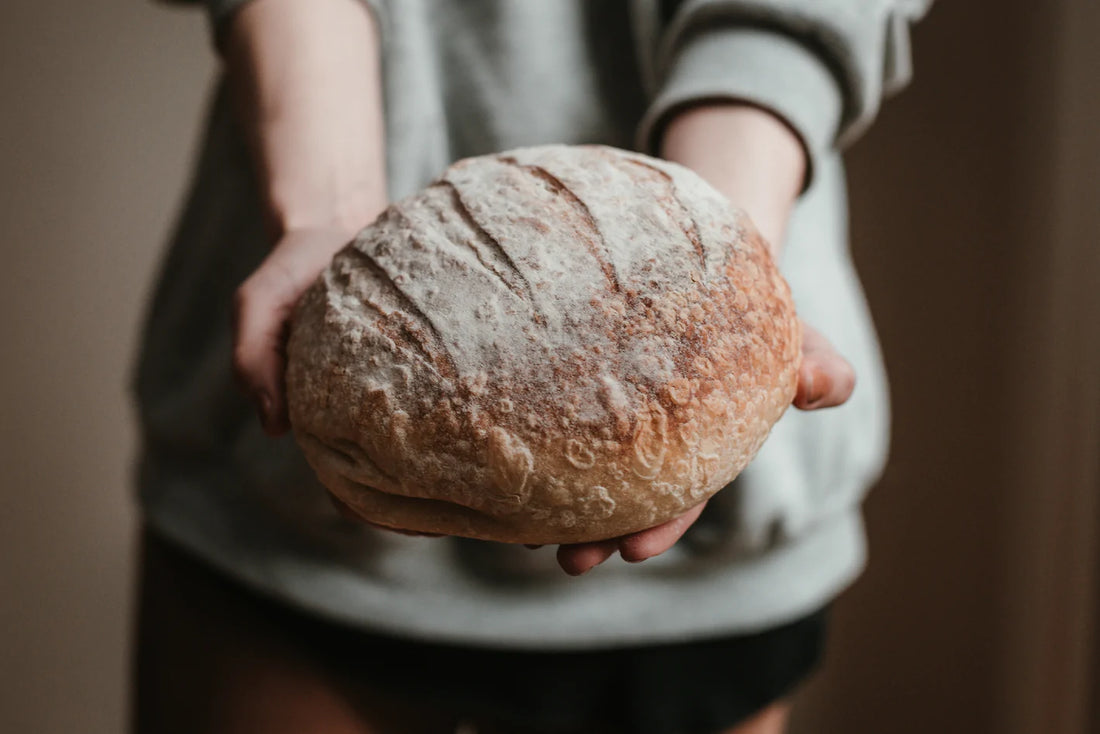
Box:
553 319 856 575
553 102 851 576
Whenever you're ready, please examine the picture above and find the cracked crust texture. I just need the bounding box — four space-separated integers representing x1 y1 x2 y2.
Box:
285 144 801 544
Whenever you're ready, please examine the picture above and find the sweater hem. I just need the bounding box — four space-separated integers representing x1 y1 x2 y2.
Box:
139 477 866 650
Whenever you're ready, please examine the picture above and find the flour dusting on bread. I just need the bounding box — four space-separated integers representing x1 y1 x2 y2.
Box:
286 144 801 544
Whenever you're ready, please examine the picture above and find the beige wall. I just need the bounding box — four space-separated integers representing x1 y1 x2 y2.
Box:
791 2 1100 732
789 0 1039 729
1 2 1095 734
0 2 213 731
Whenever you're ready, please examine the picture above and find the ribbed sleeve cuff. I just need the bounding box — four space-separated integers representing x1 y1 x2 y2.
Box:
636 27 844 193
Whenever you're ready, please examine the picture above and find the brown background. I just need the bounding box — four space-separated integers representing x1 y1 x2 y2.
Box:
1 1 1096 733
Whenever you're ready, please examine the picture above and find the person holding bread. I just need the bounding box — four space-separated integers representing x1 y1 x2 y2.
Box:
131 1 929 732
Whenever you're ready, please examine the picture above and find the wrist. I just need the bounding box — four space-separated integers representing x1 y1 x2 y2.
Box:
658 103 806 253
266 177 388 240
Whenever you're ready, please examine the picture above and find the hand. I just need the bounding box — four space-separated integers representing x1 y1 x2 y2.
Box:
552 318 856 576
552 102 850 576
232 227 362 435
225 0 387 434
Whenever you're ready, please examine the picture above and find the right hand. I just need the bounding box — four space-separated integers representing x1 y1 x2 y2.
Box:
231 226 361 436
224 0 387 435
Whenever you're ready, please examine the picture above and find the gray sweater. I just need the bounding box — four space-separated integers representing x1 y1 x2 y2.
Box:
136 0 928 647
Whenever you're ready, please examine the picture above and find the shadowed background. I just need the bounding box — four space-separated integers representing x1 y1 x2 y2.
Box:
1 2 1096 733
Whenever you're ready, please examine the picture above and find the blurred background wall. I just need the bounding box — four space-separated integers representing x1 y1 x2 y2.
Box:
0 3 213 732
790 1 1100 733
0 2 1096 733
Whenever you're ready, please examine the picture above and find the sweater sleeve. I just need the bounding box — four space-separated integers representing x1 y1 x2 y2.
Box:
633 0 932 188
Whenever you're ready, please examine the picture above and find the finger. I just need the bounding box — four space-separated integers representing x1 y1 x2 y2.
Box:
363 517 446 538
793 324 856 410
617 500 708 563
232 265 299 435
556 539 619 576
327 490 365 521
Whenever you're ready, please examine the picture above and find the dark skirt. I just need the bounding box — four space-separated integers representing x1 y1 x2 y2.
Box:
136 527 829 734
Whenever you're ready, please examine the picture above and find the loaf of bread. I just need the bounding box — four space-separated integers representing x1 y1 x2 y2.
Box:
285 144 801 544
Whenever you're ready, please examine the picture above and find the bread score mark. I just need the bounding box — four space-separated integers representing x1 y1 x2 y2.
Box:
340 246 459 379
621 155 709 280
497 155 623 294
435 179 537 305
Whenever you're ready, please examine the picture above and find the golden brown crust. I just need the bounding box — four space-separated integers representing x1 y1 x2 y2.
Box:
285 144 800 544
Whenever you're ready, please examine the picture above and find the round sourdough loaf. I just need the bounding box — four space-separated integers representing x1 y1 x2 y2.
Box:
285 144 801 544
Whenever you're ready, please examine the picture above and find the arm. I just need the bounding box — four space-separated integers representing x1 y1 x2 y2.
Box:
660 104 856 411
227 0 388 435
555 103 855 576
554 0 933 576
658 104 803 255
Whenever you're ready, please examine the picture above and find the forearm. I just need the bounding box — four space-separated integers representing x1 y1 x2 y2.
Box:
224 0 388 238
658 104 805 258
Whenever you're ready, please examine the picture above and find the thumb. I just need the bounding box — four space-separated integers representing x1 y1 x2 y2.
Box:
793 321 857 410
